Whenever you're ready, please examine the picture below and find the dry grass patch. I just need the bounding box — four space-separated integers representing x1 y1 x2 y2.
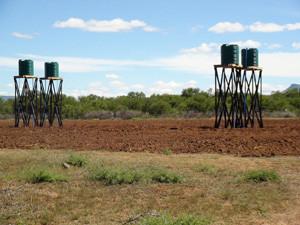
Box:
0 149 299 224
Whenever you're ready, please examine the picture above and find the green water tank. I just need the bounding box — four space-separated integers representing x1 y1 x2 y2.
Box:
19 59 34 76
45 62 59 78
221 44 239 65
242 48 258 68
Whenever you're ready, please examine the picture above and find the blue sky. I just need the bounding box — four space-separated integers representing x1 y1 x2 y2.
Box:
0 0 300 97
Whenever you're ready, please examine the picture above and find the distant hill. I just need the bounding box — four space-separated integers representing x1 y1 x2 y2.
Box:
282 84 300 93
0 96 14 101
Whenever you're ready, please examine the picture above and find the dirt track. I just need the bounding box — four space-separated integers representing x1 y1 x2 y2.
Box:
0 119 299 157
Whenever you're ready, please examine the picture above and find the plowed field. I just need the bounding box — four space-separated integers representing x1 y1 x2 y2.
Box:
0 119 299 157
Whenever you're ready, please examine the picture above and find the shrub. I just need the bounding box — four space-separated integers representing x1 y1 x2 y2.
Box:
65 153 90 167
26 170 69 183
148 101 172 116
83 111 113 120
241 169 281 183
115 111 142 120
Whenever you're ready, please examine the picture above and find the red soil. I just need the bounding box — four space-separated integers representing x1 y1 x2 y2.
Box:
0 119 299 157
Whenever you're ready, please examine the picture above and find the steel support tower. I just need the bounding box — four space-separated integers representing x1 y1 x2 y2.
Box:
14 75 39 127
39 77 63 127
214 65 263 128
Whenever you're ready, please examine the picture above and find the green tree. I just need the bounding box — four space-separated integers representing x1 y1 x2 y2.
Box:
181 88 200 98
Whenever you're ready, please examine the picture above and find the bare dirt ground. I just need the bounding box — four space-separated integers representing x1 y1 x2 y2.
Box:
0 119 299 157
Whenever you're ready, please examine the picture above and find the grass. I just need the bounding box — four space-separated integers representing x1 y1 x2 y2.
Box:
164 148 173 155
0 149 299 224
88 165 184 185
64 153 90 167
125 211 213 225
88 167 144 185
26 169 69 183
241 169 281 183
195 163 216 174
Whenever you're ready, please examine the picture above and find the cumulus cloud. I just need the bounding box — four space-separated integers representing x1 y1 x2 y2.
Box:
148 80 197 94
249 22 285 32
209 22 300 33
230 40 261 48
109 80 129 91
6 83 14 88
267 43 282 49
262 83 288 95
190 25 204 33
208 22 246 33
11 32 34 39
131 84 146 89
105 74 121 79
292 42 300 49
180 43 220 53
53 17 159 33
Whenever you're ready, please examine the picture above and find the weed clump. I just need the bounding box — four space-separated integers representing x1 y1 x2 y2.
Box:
241 169 281 183
65 153 90 167
164 148 173 155
26 170 69 183
88 165 184 185
148 167 184 183
88 167 144 185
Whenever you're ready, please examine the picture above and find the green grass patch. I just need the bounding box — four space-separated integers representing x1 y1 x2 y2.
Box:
195 163 216 174
88 165 184 185
88 167 144 185
64 153 90 167
127 211 212 225
164 148 173 155
241 169 281 183
147 166 184 183
26 170 69 183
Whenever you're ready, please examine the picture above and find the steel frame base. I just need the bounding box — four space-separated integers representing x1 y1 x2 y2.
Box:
39 78 63 127
14 76 38 127
214 65 263 128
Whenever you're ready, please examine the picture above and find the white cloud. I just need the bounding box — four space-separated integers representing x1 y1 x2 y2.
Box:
11 31 34 39
180 43 219 53
131 84 146 89
88 82 103 88
230 40 261 48
284 23 300 31
0 91 10 96
267 43 282 49
260 52 300 77
53 17 159 33
190 25 204 33
209 22 300 33
292 42 300 49
109 80 129 91
249 22 285 32
148 80 197 94
105 74 121 79
262 83 288 95
208 22 246 33
143 26 160 32
6 83 14 88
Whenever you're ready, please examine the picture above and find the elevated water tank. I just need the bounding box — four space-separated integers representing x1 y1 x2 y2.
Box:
45 62 59 78
19 59 34 76
242 48 258 68
221 44 239 65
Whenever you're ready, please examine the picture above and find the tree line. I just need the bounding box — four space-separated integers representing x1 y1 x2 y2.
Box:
0 88 299 119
